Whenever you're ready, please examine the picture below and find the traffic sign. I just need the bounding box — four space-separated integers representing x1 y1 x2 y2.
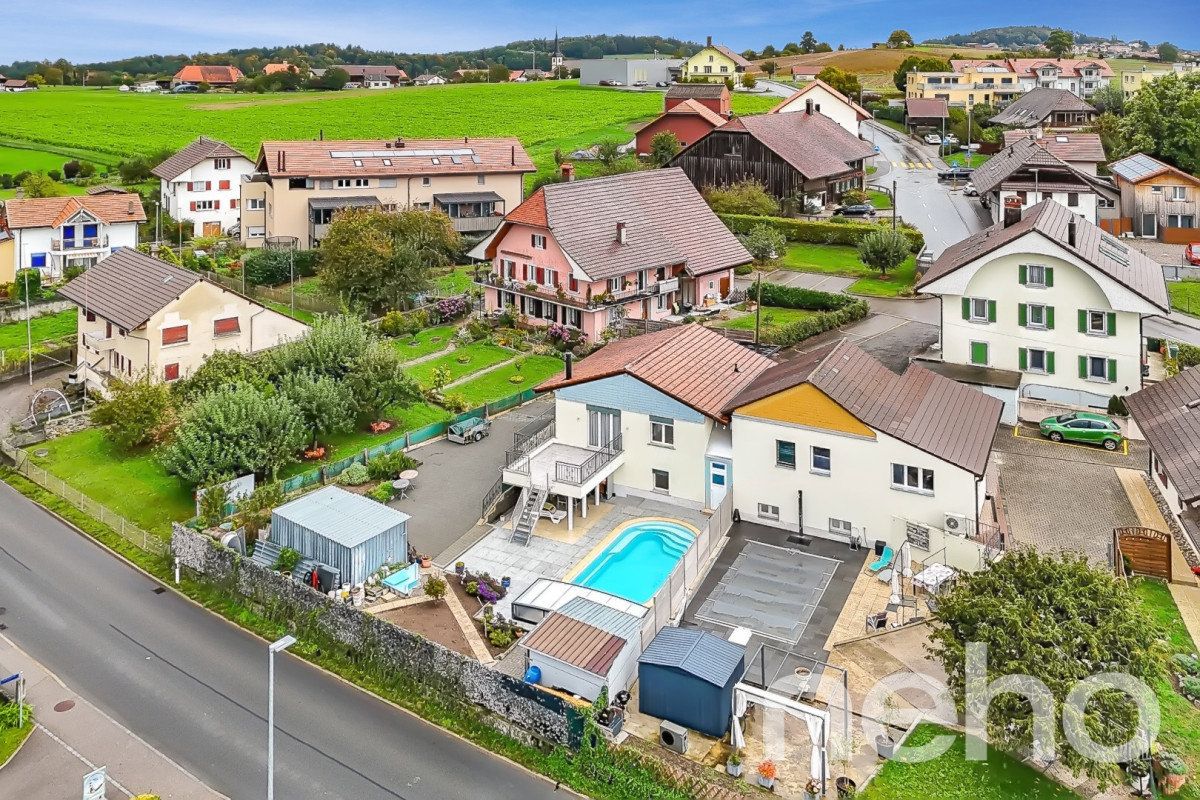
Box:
83 766 107 800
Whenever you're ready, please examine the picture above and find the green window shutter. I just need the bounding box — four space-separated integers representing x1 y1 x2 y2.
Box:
971 342 988 365
1018 303 1027 327
1046 351 1055 374
1078 309 1087 333
1046 306 1055 330
1107 312 1117 336
1018 347 1028 370
1045 267 1054 287
987 300 997 322
1019 264 1027 285
1108 358 1117 382
962 297 970 320
1078 355 1088 379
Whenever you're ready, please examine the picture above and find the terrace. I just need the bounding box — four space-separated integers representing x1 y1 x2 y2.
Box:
475 269 680 310
501 421 625 506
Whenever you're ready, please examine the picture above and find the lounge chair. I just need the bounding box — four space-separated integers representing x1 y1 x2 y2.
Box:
868 545 894 573
539 504 566 524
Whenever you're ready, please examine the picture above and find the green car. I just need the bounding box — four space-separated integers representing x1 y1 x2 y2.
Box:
1038 412 1123 450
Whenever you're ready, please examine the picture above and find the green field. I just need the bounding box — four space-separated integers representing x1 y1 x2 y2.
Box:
779 242 916 297
453 355 563 405
404 340 513 387
944 152 990 169
0 309 76 349
0 145 68 174
0 84 779 180
1169 280 1200 317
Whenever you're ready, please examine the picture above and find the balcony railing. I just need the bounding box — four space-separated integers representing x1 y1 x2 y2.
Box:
505 420 556 468
478 272 679 308
83 330 115 350
449 216 502 233
52 235 108 251
555 434 623 485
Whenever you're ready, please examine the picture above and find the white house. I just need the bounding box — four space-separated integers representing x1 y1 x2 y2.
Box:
969 137 1117 225
0 193 145 283
768 78 871 137
726 339 1005 571
915 200 1169 415
413 74 447 86
153 137 254 238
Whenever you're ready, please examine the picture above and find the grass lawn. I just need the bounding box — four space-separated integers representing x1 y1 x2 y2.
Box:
261 300 316 325
0 712 33 767
404 341 513 387
280 401 451 478
291 276 323 296
778 243 916 298
859 722 1075 799
848 256 917 298
0 144 69 174
1169 280 1200 317
435 266 474 296
876 118 908 135
944 152 990 169
453 355 564 406
391 325 457 362
28 428 195 537
713 306 820 331
868 189 893 210
0 309 76 350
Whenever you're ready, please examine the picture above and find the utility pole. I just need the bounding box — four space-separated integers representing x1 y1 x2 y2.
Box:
24 268 32 386
753 269 763 346
892 178 898 231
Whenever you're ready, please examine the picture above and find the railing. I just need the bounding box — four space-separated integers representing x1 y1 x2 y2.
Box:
478 272 674 308
51 235 108 251
505 420 555 467
82 331 113 349
449 216 502 233
554 434 623 485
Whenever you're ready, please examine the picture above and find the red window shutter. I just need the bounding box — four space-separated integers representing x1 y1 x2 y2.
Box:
230 199 238 209
164 363 180 381
86 311 95 322
106 322 112 338
213 317 241 336
206 181 212 190
569 277 578 292
161 325 188 346
219 180 230 190
213 200 220 210
190 201 197 212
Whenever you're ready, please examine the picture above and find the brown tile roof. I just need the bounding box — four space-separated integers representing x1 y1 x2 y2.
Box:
256 138 534 178
84 184 126 195
1007 57 1114 78
905 98 949 119
970 137 1071 195
659 98 727 127
1127 368 1200 504
916 200 1169 311
263 62 302 75
152 136 249 181
173 65 244 85
58 248 201 330
665 84 728 100
505 187 548 227
716 112 876 180
2 194 146 229
988 88 1096 128
1001 130 1105 163
335 64 408 80
791 66 820 77
504 168 750 281
538 324 774 421
729 339 1003 475
711 45 753 69
770 78 871 120
521 612 626 676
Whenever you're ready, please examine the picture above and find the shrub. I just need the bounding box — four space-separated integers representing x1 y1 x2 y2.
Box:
1178 342 1200 370
841 189 870 206
741 224 787 265
436 296 468 320
702 181 779 216
464 580 479 596
857 228 912 276
366 450 418 480
198 483 229 528
442 393 471 413
424 575 447 601
488 627 514 648
763 298 870 347
735 264 753 276
14 269 42 302
466 319 491 340
368 483 393 503
1173 653 1200 677
1107 394 1129 416
337 463 370 486
757 282 857 311
719 213 924 253
275 547 301 573
92 376 177 449
1183 675 1200 702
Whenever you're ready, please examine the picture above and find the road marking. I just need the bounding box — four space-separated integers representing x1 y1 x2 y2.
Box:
925 162 935 169
36 725 134 798
1013 424 1130 456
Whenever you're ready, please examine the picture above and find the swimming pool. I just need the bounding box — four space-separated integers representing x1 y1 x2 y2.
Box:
572 520 697 604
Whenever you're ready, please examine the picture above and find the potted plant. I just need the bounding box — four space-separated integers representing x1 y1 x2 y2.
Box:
756 760 777 790
725 748 742 777
1160 751 1188 795
875 695 899 759
802 777 820 800
1128 756 1152 796
832 733 859 798
419 554 432 569
455 561 466 577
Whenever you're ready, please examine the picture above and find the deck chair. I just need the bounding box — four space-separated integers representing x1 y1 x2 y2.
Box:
868 545 894 573
539 503 566 524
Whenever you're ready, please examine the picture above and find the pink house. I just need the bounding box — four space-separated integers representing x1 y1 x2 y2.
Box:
469 167 751 341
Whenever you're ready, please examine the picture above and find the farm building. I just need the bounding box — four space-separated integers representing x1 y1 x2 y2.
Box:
578 58 681 86
521 597 643 701
269 486 410 585
637 627 744 737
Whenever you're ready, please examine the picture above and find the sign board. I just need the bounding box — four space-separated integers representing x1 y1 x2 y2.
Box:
83 766 107 800
658 278 680 294
905 522 931 551
194 473 256 515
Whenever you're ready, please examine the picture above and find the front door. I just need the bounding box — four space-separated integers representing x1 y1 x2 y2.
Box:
719 275 731 298
203 221 222 237
797 490 804 534
708 461 728 507
1141 213 1158 238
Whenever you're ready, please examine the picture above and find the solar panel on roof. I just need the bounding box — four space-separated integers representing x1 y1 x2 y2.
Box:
328 148 475 159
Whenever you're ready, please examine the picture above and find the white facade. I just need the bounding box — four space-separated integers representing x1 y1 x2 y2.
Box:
774 84 865 137
160 154 254 238
991 188 1098 225
1018 66 1109 98
10 214 139 281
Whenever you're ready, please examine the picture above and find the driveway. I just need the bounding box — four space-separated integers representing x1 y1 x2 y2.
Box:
788 311 939 373
0 367 71 433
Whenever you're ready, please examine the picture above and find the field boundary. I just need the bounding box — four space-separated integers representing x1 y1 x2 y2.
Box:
0 136 121 166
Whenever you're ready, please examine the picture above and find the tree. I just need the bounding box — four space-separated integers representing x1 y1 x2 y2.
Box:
173 349 270 404
488 63 511 82
857 228 910 276
800 31 817 54
701 180 780 216
1120 72 1200 173
1158 42 1180 63
893 55 952 91
648 131 680 167
814 43 833 53
267 314 374 381
346 340 421 421
740 72 757 89
816 66 861 100
783 42 801 55
279 369 356 447
928 549 1160 785
1090 82 1125 115
91 377 176 450
761 60 779 78
742 224 787 264
1044 29 1074 59
887 30 913 48
117 158 153 183
310 67 348 91
760 45 777 58
596 139 622 166
20 173 66 198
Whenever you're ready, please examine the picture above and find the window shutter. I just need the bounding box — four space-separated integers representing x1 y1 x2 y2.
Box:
1046 351 1055 374
1078 355 1087 379
1077 309 1087 333
1107 312 1116 336
189 201 196 212
213 200 220 210
1108 358 1117 382
961 298 970 320
219 180 230 190
1045 267 1054 287
1046 306 1055 330
1018 303 1027 327
987 300 996 322
206 181 212 190
1018 347 1028 370
230 199 238 209
1019 264 1027 285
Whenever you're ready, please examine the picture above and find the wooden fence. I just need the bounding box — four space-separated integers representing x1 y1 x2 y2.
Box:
1113 526 1172 581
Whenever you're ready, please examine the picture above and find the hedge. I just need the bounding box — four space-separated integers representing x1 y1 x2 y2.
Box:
719 213 924 253
757 282 858 312
763 298 870 348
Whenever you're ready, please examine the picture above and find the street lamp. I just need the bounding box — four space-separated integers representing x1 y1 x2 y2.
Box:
267 634 297 800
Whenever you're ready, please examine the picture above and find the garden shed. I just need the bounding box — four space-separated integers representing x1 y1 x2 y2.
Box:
637 627 745 737
269 486 410 586
522 597 642 702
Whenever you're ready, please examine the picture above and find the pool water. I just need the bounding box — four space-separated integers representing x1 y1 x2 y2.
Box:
572 520 696 604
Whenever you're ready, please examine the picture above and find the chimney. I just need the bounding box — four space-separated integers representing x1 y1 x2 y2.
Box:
805 98 814 115
1003 196 1023 228
564 351 573 380
1067 216 1077 247
706 35 713 47
127 200 135 216
560 162 575 182
281 150 286 172
616 222 627 244
511 145 515 166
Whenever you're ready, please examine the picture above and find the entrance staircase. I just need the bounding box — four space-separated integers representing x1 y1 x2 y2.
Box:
510 485 547 546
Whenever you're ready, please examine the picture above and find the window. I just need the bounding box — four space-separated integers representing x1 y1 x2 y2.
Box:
1021 347 1053 373
288 177 308 190
651 469 670 493
1172 186 1188 201
607 277 623 293
531 234 546 249
218 180 231 191
213 317 241 336
163 363 180 382
776 440 796 469
213 157 231 170
161 325 188 346
1098 196 1115 208
1152 186 1163 194
247 198 265 210
421 177 431 187
1026 303 1047 328
1168 214 1196 228
970 341 989 366
810 446 831 474
1025 264 1047 287
892 463 935 494
192 200 216 211
85 311 95 323
650 416 674 446
476 174 486 185
964 297 995 323
1087 310 1109 335
30 253 47 268
1067 192 1079 207
1085 355 1115 382
757 503 780 521
335 178 369 188
829 518 852 537
568 276 578 293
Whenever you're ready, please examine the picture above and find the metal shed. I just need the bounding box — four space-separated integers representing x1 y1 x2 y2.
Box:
522 598 641 702
637 627 745 737
269 486 410 586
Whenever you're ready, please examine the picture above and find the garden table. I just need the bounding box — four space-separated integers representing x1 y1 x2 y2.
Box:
398 469 419 484
392 478 411 501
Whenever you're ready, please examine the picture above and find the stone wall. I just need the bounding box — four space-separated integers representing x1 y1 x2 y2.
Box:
45 410 94 438
171 524 576 747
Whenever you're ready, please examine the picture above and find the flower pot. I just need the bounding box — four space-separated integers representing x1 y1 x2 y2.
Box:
1164 773 1188 795
1130 773 1150 795
726 761 742 777
876 734 896 759
756 775 775 789
455 562 465 576
420 557 432 569
836 776 857 798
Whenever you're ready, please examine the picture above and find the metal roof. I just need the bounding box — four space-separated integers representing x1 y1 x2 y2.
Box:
307 195 382 210
639 626 744 687
1127 368 1200 504
522 612 626 676
510 578 651 619
272 486 410 549
558 597 643 642
58 248 201 331
433 191 504 204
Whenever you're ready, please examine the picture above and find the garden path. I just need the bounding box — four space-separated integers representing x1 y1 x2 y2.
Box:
443 354 518 389
442 574 494 663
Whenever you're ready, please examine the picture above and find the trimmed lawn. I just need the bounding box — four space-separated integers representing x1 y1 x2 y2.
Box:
0 309 76 349
713 307 820 332
453 355 564 406
877 118 908 134
28 428 195 537
261 300 316 325
0 711 33 767
1169 280 1200 317
404 341 513 387
391 325 457 362
868 189 893 210
435 267 474 296
944 152 990 169
859 722 1075 800
778 243 916 298
280 401 451 478
848 256 917 298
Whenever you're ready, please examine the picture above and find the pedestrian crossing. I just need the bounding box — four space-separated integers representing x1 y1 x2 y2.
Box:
891 160 936 170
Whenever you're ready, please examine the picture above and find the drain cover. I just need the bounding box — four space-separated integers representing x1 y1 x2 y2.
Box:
152 587 166 595
53 700 75 713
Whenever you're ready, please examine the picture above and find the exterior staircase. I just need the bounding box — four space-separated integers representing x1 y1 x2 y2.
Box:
510 485 547 546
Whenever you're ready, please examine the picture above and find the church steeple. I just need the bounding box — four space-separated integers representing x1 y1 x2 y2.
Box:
551 29 564 72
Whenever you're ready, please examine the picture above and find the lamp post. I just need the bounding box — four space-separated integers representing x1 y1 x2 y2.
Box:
267 634 297 800
892 178 898 231
24 267 32 386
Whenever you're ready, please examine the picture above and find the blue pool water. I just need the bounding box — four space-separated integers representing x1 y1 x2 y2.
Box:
572 521 697 604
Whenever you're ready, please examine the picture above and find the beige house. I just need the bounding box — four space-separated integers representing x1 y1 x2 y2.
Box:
239 137 536 249
58 248 308 391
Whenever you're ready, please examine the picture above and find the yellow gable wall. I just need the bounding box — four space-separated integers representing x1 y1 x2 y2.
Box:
734 383 876 438
0 238 13 284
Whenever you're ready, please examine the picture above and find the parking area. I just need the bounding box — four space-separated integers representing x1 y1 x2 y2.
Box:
792 314 939 373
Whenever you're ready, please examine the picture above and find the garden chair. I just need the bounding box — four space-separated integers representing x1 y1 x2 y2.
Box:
867 545 894 573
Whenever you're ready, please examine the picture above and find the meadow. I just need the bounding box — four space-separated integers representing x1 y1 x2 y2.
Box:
0 83 779 179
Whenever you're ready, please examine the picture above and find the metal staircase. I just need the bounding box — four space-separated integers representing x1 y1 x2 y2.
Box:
510 485 547 546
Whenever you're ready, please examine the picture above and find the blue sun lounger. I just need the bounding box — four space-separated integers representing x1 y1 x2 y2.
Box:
868 546 894 573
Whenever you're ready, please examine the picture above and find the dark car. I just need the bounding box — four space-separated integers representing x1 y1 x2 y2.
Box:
937 166 973 181
833 204 876 217
171 83 199 93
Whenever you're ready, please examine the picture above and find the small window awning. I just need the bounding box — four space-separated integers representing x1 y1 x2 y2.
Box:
307 196 382 210
433 191 503 204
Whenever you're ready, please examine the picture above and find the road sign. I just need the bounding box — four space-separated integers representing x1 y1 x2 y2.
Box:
0 673 19 686
83 766 107 800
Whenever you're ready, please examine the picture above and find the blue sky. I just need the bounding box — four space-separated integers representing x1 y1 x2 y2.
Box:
5 1 1197 63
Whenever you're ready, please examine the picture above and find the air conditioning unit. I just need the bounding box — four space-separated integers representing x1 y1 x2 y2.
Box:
943 513 970 536
659 720 688 754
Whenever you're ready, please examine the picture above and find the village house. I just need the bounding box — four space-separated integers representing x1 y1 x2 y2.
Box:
334 65 408 88
904 98 949 133
1 78 36 92
915 200 1169 416
578 58 681 87
952 57 1113 99
470 168 750 341
1108 153 1200 242
635 89 728 156
790 66 820 82
172 65 244 88
239 136 534 248
0 193 145 283
905 60 1023 108
1126 368 1200 538
1000 130 1106 175
263 61 305 77
153 137 254 238
988 88 1098 130
969 137 1117 225
769 78 871 137
681 36 752 83
664 83 730 116
670 102 875 208
413 74 447 86
58 248 307 391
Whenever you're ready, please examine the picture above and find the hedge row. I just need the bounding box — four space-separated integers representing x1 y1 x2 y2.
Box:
757 282 858 312
719 213 924 253
763 297 870 348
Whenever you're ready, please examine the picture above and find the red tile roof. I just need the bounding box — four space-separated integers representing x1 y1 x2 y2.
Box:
506 187 548 227
173 65 244 85
256 138 534 178
152 136 249 181
658 98 727 127
3 194 146 229
1001 130 1105 163
905 98 949 119
770 78 871 120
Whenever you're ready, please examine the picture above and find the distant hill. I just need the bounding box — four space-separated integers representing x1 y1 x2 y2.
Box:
926 26 1115 49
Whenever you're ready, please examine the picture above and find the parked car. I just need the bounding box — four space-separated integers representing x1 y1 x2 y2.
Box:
655 81 671 88
632 80 648 87
1038 412 1124 450
171 83 199 94
833 204 876 217
1186 242 1200 266
962 182 979 197
943 134 959 145
937 166 974 181
923 133 942 145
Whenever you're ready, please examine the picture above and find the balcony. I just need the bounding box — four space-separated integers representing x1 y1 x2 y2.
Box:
502 427 625 498
52 235 108 252
448 215 502 234
477 272 679 308
83 330 115 350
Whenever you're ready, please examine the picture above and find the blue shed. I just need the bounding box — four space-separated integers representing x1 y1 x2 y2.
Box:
637 627 745 737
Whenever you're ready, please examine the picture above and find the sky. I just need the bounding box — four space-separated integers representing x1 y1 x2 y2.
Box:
4 1 1198 64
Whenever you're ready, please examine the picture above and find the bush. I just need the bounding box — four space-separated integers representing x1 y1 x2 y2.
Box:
337 463 370 486
735 264 753 276
1181 675 1200 702
741 224 787 265
1178 342 1200 370
719 213 924 253
488 627 515 648
14 269 42 302
436 296 468 321
702 181 780 216
198 483 229 528
1172 653 1200 677
366 450 419 480
92 377 177 450
275 546 301 573
757 282 858 311
424 575 447 601
857 228 912 276
1108 395 1129 416
442 393 471 413
762 298 870 347
368 483 393 503
841 189 870 206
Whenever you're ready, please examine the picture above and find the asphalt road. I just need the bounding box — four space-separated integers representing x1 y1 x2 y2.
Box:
0 482 564 800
